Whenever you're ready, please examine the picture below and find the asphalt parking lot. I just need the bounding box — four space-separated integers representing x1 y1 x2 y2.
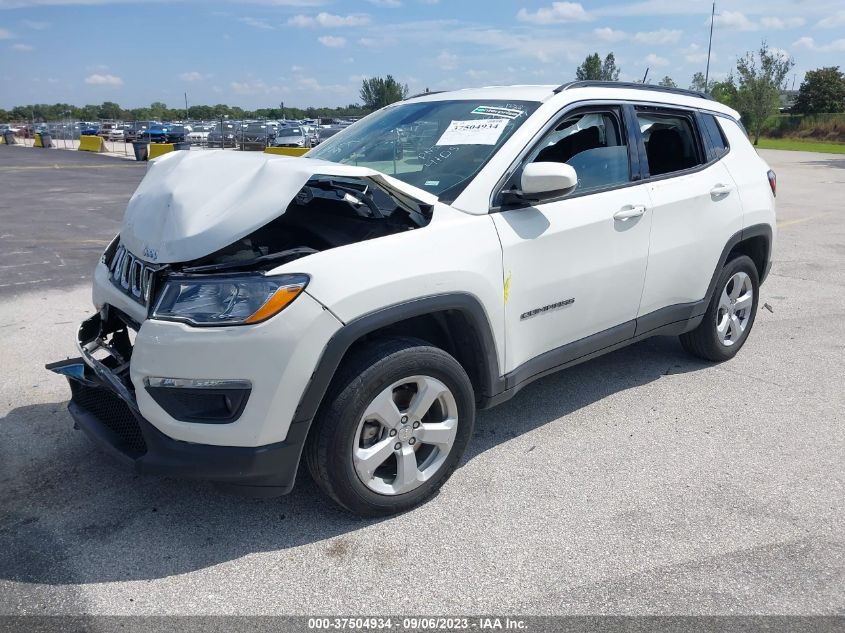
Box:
0 145 843 615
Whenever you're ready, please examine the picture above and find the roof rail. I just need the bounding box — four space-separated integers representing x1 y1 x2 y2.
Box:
405 90 447 100
553 80 714 101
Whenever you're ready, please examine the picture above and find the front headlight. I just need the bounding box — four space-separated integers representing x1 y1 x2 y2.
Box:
151 273 309 326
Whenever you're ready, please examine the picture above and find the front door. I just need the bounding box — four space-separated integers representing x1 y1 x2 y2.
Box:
492 106 652 376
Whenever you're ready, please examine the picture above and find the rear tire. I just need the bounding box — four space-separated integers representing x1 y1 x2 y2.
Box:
305 337 475 517
680 254 759 362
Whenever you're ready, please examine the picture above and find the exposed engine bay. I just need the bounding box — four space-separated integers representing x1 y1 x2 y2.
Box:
178 176 433 274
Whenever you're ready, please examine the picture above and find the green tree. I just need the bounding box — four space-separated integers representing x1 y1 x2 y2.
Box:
711 75 738 108
794 66 845 114
359 75 409 111
576 52 620 81
689 72 715 93
658 76 677 88
97 101 122 120
734 42 795 145
149 101 168 120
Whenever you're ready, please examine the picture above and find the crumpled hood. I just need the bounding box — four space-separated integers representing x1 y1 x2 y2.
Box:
120 150 437 264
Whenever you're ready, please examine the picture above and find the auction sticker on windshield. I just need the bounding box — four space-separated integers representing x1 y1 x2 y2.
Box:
436 118 509 146
471 105 525 119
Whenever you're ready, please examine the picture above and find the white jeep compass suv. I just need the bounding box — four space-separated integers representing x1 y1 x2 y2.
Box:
49 82 776 516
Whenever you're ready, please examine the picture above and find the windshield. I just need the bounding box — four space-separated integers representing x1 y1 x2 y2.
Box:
281 127 303 135
307 99 540 201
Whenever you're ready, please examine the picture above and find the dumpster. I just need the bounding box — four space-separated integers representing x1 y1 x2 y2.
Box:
132 142 148 161
173 142 191 151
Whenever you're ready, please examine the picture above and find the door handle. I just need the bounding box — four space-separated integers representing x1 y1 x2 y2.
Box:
710 183 733 198
613 205 647 221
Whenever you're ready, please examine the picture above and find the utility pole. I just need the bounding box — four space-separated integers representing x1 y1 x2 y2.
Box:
704 1 716 91
184 92 189 121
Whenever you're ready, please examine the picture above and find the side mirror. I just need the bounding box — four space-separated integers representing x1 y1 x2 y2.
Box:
520 162 578 197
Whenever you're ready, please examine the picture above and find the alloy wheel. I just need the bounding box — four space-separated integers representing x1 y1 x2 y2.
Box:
716 271 754 346
352 375 459 496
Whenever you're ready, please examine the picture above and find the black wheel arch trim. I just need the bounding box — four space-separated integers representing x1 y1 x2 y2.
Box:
706 223 772 301
292 293 502 425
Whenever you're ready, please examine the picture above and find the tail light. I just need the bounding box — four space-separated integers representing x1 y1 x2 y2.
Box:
767 169 777 197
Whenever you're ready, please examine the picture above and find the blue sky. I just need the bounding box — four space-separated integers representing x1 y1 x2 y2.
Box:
1 0 844 109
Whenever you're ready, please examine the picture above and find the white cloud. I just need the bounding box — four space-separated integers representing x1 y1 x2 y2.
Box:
21 19 48 29
792 36 845 52
633 28 681 44
680 43 710 64
437 51 458 70
287 12 370 27
517 2 589 24
644 53 669 67
230 79 280 95
0 27 11 38
713 11 755 31
367 0 400 6
239 16 274 30
179 71 205 82
318 35 346 47
296 76 347 94
760 16 804 30
11 42 32 51
816 11 845 29
593 26 626 42
84 73 122 86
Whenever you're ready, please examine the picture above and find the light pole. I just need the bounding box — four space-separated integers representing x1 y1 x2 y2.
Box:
704 1 716 91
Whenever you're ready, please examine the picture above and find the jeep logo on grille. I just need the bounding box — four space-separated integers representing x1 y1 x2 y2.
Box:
142 246 158 261
108 243 158 307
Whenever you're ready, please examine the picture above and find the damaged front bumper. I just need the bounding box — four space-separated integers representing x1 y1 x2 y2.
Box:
46 309 308 496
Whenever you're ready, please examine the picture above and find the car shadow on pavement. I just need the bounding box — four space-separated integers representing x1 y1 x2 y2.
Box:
0 336 709 586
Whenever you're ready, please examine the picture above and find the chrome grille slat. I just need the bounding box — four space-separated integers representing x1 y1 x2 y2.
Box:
106 241 159 308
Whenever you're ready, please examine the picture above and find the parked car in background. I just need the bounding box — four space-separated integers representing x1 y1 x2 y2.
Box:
207 122 238 148
187 124 212 145
125 121 158 143
138 124 172 144
98 123 119 139
302 125 319 147
80 123 100 136
272 125 310 148
105 128 126 141
238 122 276 150
315 126 345 145
167 125 188 143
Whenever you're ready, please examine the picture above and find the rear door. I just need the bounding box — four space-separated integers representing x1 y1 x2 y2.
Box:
632 106 744 327
492 105 653 375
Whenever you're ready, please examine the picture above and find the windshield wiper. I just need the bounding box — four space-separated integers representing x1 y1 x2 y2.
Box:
181 247 318 274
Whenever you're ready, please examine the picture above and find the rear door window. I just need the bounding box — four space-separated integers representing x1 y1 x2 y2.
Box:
636 110 704 177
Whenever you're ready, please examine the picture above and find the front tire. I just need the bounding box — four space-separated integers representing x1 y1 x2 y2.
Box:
680 254 759 362
305 337 475 517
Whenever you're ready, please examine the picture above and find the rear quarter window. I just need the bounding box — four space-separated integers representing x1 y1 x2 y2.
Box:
700 113 729 160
